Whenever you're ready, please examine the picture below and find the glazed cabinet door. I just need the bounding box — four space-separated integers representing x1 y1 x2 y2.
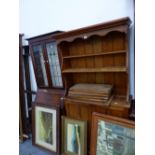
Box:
31 44 49 87
46 42 63 88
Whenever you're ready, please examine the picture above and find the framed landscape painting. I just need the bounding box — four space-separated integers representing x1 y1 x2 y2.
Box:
90 112 135 155
62 116 87 155
32 104 60 154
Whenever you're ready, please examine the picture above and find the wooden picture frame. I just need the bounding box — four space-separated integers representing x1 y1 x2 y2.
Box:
61 116 87 155
90 112 135 155
32 103 60 154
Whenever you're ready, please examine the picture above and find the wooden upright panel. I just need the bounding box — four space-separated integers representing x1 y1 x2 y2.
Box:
84 38 96 83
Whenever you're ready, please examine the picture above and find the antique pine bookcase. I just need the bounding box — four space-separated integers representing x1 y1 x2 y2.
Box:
54 17 131 153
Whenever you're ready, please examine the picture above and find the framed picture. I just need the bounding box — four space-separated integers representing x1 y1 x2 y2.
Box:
32 104 60 154
90 112 135 155
62 116 87 155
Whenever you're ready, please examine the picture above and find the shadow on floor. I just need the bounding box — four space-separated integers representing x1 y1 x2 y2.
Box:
19 136 50 155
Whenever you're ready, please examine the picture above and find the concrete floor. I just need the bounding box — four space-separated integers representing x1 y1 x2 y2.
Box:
19 136 50 155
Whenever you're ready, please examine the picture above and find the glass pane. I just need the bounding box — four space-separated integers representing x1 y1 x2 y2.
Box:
96 120 135 155
59 77 63 86
55 77 59 86
46 42 63 87
57 66 61 76
33 45 48 87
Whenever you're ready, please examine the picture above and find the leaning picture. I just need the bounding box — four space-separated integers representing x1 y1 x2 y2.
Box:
90 113 135 155
62 116 87 155
35 106 57 152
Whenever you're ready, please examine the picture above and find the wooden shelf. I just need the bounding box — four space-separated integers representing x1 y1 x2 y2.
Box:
64 97 110 107
64 95 130 108
63 50 126 59
62 66 127 73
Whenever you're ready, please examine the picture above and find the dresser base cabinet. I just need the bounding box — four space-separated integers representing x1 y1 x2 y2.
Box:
63 96 130 155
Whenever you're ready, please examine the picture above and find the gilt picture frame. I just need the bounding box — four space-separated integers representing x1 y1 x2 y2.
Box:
32 103 60 154
90 112 135 155
61 116 87 155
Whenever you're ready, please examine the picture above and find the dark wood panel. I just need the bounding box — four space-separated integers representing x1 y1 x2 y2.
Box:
19 34 29 135
35 89 65 106
73 73 88 83
59 42 70 57
23 46 32 125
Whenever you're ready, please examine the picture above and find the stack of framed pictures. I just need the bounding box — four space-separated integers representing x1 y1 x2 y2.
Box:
32 104 134 155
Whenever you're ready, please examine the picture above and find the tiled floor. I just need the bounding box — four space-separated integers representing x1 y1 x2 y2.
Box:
19 136 50 155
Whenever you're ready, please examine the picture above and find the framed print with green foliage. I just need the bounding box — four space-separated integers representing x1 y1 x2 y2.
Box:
90 112 135 155
61 116 87 155
32 104 60 154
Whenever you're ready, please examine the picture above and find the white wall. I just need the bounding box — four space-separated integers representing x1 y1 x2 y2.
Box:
20 0 135 98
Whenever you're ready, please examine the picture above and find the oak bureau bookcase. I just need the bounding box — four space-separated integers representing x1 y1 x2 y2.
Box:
28 31 65 154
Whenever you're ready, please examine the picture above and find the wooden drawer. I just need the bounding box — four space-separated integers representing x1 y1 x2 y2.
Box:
107 106 129 118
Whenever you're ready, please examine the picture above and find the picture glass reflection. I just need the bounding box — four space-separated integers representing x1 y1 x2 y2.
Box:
38 111 53 145
35 106 57 152
67 123 80 154
96 120 135 155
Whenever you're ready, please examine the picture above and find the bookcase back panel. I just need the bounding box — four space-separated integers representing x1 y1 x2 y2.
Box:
73 73 88 83
59 42 70 57
114 54 126 67
72 72 127 96
62 59 71 69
